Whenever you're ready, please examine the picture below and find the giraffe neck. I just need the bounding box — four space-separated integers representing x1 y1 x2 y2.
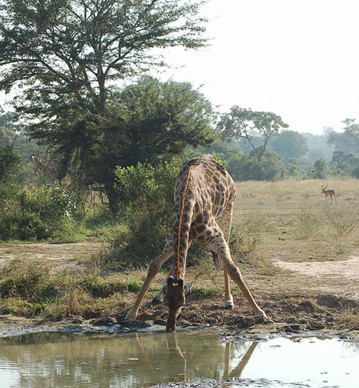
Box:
175 165 195 280
31 155 55 181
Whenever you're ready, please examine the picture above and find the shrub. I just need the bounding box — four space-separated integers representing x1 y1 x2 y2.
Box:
109 159 180 268
0 145 21 183
231 150 285 181
0 185 75 241
310 159 327 179
0 259 56 302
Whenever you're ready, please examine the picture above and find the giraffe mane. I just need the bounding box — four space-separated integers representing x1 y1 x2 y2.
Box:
175 165 194 279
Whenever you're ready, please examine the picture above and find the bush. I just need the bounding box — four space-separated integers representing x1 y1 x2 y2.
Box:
0 259 56 302
0 185 75 241
231 150 285 181
0 145 20 183
110 159 180 268
108 157 219 269
310 159 327 179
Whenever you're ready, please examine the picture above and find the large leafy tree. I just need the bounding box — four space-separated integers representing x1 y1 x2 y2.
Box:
270 130 308 163
328 119 359 155
89 76 215 211
218 107 288 160
0 0 208 211
107 76 214 166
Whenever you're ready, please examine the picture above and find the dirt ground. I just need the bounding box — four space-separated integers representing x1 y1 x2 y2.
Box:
0 242 103 270
0 241 358 338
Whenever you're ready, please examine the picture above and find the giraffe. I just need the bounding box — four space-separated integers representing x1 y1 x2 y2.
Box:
126 154 269 332
30 154 57 183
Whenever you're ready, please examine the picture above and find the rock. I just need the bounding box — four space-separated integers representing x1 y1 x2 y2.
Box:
83 309 101 319
317 295 359 309
91 317 116 326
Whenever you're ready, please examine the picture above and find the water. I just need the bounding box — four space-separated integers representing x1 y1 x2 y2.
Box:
0 330 358 388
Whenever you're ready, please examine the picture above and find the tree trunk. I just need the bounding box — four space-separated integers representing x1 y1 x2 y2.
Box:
104 183 119 215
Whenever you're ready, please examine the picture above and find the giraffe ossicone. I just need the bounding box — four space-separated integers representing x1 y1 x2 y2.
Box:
126 154 270 332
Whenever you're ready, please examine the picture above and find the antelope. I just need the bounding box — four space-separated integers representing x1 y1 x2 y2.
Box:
321 184 336 202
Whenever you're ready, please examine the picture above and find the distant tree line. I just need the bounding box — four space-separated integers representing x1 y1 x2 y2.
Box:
0 0 358 228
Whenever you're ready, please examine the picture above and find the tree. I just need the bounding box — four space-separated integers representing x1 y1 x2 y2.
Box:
107 76 215 167
84 77 214 212
233 149 284 181
328 119 359 155
270 130 308 163
217 107 288 160
0 144 20 183
331 151 359 176
0 0 208 212
311 159 327 179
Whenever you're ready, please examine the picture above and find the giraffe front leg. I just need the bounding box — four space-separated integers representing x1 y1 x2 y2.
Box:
126 240 173 320
209 234 270 322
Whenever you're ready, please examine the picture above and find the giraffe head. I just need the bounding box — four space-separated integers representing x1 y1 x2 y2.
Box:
162 276 193 332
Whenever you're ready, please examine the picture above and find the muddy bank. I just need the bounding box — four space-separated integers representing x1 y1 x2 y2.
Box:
0 242 358 339
150 378 313 388
1 313 358 342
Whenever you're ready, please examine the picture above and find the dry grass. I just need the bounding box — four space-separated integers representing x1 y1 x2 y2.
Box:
232 178 359 264
1 178 359 329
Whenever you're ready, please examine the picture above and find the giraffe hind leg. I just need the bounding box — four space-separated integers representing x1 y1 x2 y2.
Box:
217 202 235 310
208 229 269 321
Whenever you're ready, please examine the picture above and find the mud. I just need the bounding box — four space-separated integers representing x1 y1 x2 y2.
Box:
0 242 358 340
150 379 312 388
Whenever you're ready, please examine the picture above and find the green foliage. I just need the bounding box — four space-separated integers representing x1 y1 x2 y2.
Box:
0 144 20 183
230 149 285 181
328 119 359 155
286 158 300 177
0 259 56 302
1 0 207 113
0 0 209 213
0 185 75 241
109 159 180 267
310 159 327 179
107 77 215 167
270 130 308 163
126 280 142 293
193 285 220 298
330 151 359 177
218 106 288 159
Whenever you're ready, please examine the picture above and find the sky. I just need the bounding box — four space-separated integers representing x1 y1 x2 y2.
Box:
160 0 359 134
1 0 359 135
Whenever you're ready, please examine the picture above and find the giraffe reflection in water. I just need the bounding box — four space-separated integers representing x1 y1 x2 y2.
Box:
131 332 259 385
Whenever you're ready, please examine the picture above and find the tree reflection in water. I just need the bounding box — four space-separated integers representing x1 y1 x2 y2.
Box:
0 331 358 387
0 331 258 387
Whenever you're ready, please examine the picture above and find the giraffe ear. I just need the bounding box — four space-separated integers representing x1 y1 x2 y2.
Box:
185 280 194 294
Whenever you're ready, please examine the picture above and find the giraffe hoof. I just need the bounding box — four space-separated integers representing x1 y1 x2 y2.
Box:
225 302 234 310
256 311 273 324
125 308 137 321
151 297 162 306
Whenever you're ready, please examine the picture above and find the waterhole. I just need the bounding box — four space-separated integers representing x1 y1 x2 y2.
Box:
0 330 358 388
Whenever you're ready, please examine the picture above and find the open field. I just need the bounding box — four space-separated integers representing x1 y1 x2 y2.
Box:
0 178 359 335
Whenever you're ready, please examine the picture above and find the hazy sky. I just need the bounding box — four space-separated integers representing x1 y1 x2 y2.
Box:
1 0 358 135
161 0 359 134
